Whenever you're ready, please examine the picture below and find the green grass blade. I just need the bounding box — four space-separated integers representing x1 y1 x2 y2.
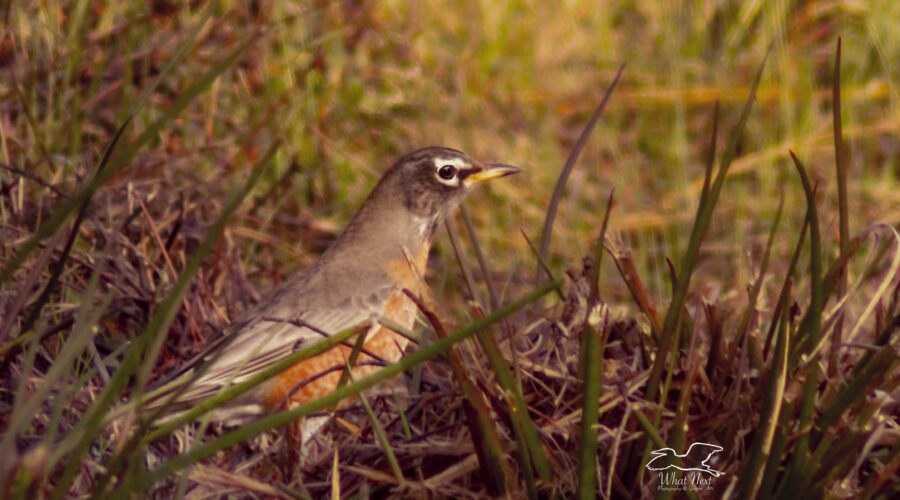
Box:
776 150 824 499
831 36 850 373
460 205 500 311
536 64 624 284
357 390 405 486
577 190 613 499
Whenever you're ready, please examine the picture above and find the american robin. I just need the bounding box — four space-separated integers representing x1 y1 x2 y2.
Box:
145 146 520 424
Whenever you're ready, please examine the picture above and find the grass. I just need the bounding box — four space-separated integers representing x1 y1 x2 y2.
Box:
1 1 899 498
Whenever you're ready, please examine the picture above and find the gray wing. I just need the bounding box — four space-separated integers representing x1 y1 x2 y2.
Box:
148 264 396 411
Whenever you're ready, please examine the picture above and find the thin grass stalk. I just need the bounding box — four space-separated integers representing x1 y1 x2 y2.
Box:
445 220 480 303
109 281 557 498
609 245 662 341
403 289 508 495
832 37 849 375
460 206 525 395
698 102 718 208
631 409 666 450
788 152 824 353
734 193 784 352
756 405 790 498
577 190 613 499
331 449 341 500
654 362 697 500
791 153 825 343
734 276 791 499
520 229 565 301
536 64 624 285
0 230 63 350
777 151 823 499
511 420 540 500
763 216 808 358
356 390 405 486
577 323 603 500
666 317 705 487
588 191 613 305
460 205 499 311
335 327 369 392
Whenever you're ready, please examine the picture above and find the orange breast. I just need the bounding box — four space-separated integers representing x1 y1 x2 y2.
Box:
260 248 426 410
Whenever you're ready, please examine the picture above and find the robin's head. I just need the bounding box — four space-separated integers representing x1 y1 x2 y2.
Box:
384 146 520 222
336 147 520 253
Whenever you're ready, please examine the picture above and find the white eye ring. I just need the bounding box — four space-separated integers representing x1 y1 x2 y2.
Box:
433 156 467 186
438 164 457 180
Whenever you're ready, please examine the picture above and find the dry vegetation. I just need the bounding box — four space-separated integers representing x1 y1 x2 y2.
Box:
1 1 899 499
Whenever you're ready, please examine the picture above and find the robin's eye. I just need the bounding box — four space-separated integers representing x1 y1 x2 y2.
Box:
438 165 457 180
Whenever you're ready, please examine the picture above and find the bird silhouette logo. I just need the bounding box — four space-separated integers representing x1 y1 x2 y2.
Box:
645 442 724 477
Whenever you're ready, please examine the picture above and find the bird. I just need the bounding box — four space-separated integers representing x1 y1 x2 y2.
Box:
138 146 520 426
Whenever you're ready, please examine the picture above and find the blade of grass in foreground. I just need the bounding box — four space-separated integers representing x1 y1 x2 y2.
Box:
112 281 559 499
831 36 849 374
357 390 405 486
775 151 823 500
577 190 613 500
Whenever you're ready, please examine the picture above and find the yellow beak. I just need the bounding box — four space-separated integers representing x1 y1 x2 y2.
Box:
464 163 522 185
